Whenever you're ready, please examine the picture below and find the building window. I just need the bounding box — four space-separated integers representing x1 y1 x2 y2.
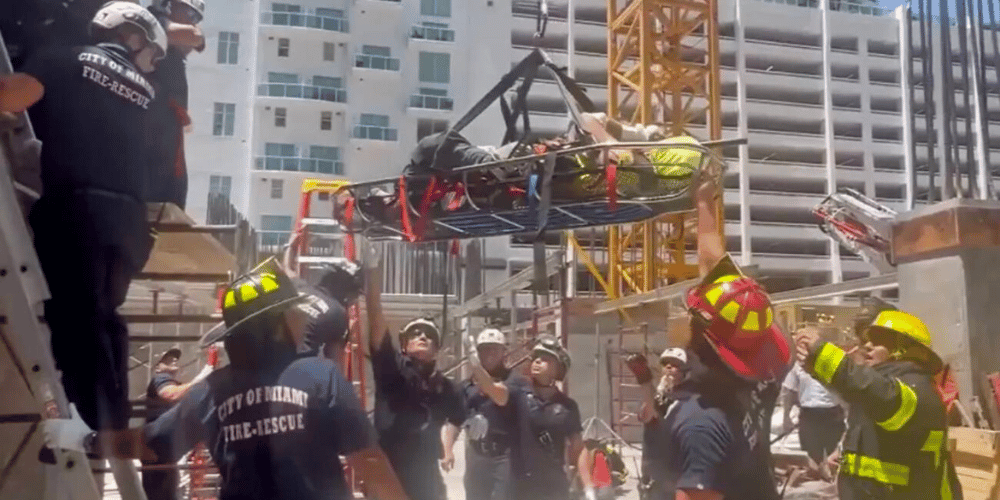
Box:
256 143 343 173
417 118 449 140
217 32 239 64
323 42 336 61
418 52 450 83
420 0 451 17
212 103 236 136
320 111 332 130
209 175 232 198
270 3 303 24
278 38 290 57
354 113 397 141
411 21 454 42
275 107 287 127
260 215 293 250
259 143 298 171
309 146 343 174
356 45 400 71
410 87 453 110
270 179 284 199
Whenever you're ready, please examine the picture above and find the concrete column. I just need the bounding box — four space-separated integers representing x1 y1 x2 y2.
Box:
734 0 752 266
820 0 843 290
894 199 1000 408
858 39 875 199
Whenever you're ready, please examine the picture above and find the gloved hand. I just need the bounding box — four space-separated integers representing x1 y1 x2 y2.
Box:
624 353 653 385
466 335 481 369
43 404 92 453
359 237 382 270
584 486 598 500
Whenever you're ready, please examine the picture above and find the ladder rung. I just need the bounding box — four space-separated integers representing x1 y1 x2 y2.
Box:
301 218 342 227
298 256 351 264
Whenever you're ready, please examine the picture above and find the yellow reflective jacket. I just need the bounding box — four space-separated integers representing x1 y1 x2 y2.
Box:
804 343 962 500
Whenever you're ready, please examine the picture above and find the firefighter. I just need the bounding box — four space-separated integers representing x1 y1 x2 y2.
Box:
452 327 515 500
794 310 963 500
146 0 206 208
43 261 409 500
363 243 466 500
633 173 790 500
508 334 592 500
19 1 166 432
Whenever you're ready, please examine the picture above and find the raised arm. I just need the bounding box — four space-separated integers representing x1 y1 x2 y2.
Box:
797 334 924 435
362 240 388 353
696 173 725 276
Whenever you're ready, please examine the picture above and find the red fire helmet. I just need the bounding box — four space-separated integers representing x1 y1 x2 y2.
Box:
685 258 790 381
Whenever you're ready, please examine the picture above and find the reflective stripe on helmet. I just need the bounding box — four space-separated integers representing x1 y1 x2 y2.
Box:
877 380 918 432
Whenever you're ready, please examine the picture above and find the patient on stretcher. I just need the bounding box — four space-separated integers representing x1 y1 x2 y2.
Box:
350 113 708 225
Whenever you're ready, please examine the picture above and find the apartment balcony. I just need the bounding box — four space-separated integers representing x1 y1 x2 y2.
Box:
254 156 345 175
256 82 347 104
354 54 401 72
410 24 455 43
408 93 455 111
259 11 348 33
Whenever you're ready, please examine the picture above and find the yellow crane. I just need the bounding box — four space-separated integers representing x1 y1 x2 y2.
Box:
570 0 723 300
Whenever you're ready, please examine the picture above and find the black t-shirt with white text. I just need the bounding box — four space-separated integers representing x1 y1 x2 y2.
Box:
23 43 154 200
292 278 349 354
144 356 370 500
145 372 180 423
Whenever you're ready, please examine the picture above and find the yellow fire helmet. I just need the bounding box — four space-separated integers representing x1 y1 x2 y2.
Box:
865 310 943 373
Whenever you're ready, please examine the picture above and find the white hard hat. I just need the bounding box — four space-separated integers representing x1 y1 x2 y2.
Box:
92 2 168 59
475 328 506 347
660 347 687 366
161 0 206 20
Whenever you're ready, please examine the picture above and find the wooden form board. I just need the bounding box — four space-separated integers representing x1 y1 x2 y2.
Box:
951 427 1000 500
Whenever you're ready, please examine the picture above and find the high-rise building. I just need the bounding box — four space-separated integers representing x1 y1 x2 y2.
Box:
183 0 1000 295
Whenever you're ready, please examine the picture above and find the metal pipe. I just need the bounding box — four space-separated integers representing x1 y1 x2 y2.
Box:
958 0 975 197
920 0 937 202
900 5 917 210
969 0 992 198
939 0 958 199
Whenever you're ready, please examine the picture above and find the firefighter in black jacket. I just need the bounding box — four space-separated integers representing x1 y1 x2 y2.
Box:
794 310 962 500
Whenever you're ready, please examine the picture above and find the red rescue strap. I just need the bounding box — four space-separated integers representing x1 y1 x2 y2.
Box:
606 162 618 210
168 98 191 178
398 176 417 242
343 197 356 260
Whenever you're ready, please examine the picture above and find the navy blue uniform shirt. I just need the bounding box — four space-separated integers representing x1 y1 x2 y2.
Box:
371 334 465 497
23 43 154 201
461 367 515 446
145 372 180 423
508 376 582 497
646 359 783 500
145 356 370 500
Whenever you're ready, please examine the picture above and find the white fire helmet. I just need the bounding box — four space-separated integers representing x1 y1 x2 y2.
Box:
91 2 168 60
659 347 687 366
475 328 507 347
160 0 206 21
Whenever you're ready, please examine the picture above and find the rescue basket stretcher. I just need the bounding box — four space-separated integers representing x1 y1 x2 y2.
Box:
332 138 743 242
